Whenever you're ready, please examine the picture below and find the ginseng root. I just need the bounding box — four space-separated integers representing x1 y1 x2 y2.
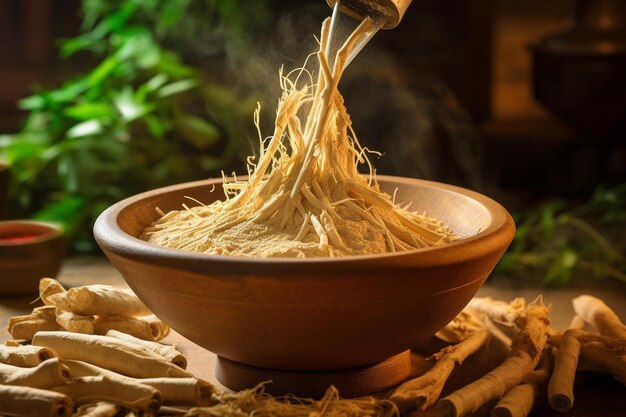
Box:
142 16 456 258
32 331 191 378
73 402 120 417
39 278 67 306
579 341 626 385
548 330 581 412
0 358 72 388
467 297 526 326
53 375 162 413
438 300 551 417
0 385 73 417
64 360 214 406
60 284 151 317
390 310 489 411
106 330 186 368
572 295 626 340
390 330 488 411
492 348 552 417
0 343 55 367
8 306 62 340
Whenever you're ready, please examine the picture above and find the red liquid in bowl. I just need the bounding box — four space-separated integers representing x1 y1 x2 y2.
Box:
0 234 41 244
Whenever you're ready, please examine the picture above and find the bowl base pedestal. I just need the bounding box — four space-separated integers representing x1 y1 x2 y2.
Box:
215 350 412 398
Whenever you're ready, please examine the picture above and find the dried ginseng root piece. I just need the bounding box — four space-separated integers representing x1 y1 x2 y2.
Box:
8 306 63 340
548 329 581 412
467 297 526 326
548 295 626 412
58 284 152 317
389 310 489 412
73 402 120 417
491 348 552 417
0 343 55 367
93 315 154 340
0 358 72 388
144 377 215 406
65 360 214 406
572 295 626 340
39 277 67 306
53 375 162 413
94 315 168 341
437 299 551 417
32 331 191 378
25 278 171 341
55 309 95 335
0 385 73 417
579 341 626 384
106 330 186 368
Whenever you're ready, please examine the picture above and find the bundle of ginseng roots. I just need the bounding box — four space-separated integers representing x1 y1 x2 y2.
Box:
2 291 623 417
8 278 169 342
141 17 455 258
388 294 626 417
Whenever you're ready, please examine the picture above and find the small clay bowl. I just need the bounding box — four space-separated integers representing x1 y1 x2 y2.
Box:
95 176 514 373
0 220 65 296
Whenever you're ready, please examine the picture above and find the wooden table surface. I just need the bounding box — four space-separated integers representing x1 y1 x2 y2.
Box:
1 256 624 416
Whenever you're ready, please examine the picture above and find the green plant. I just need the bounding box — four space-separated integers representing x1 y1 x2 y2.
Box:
496 184 626 286
0 0 261 252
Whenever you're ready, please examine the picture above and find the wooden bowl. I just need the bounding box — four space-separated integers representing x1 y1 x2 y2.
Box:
0 220 65 296
94 176 514 371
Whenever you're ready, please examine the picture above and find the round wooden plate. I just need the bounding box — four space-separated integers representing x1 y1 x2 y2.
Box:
215 350 412 398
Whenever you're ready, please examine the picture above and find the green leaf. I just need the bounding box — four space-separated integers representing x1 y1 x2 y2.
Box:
114 88 155 122
104 0 138 32
0 134 12 150
81 0 109 31
144 114 169 138
67 120 103 138
48 80 90 104
136 43 161 69
19 81 88 111
144 74 169 93
157 51 194 77
543 249 578 287
115 28 158 63
60 36 102 57
5 0 247 254
87 56 119 87
135 74 168 102
34 196 85 226
157 79 199 98
157 0 191 28
19 95 46 111
4 141 45 165
64 102 114 121
57 155 80 193
175 113 220 149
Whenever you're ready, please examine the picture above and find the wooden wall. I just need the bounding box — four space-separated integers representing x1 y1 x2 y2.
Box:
0 0 80 132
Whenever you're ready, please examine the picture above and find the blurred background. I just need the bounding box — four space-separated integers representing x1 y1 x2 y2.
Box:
0 0 624 287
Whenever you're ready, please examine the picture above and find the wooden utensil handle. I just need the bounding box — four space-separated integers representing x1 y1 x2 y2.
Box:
326 0 413 28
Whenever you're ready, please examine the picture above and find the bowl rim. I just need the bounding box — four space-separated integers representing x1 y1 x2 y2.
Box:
95 175 515 267
0 220 64 246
